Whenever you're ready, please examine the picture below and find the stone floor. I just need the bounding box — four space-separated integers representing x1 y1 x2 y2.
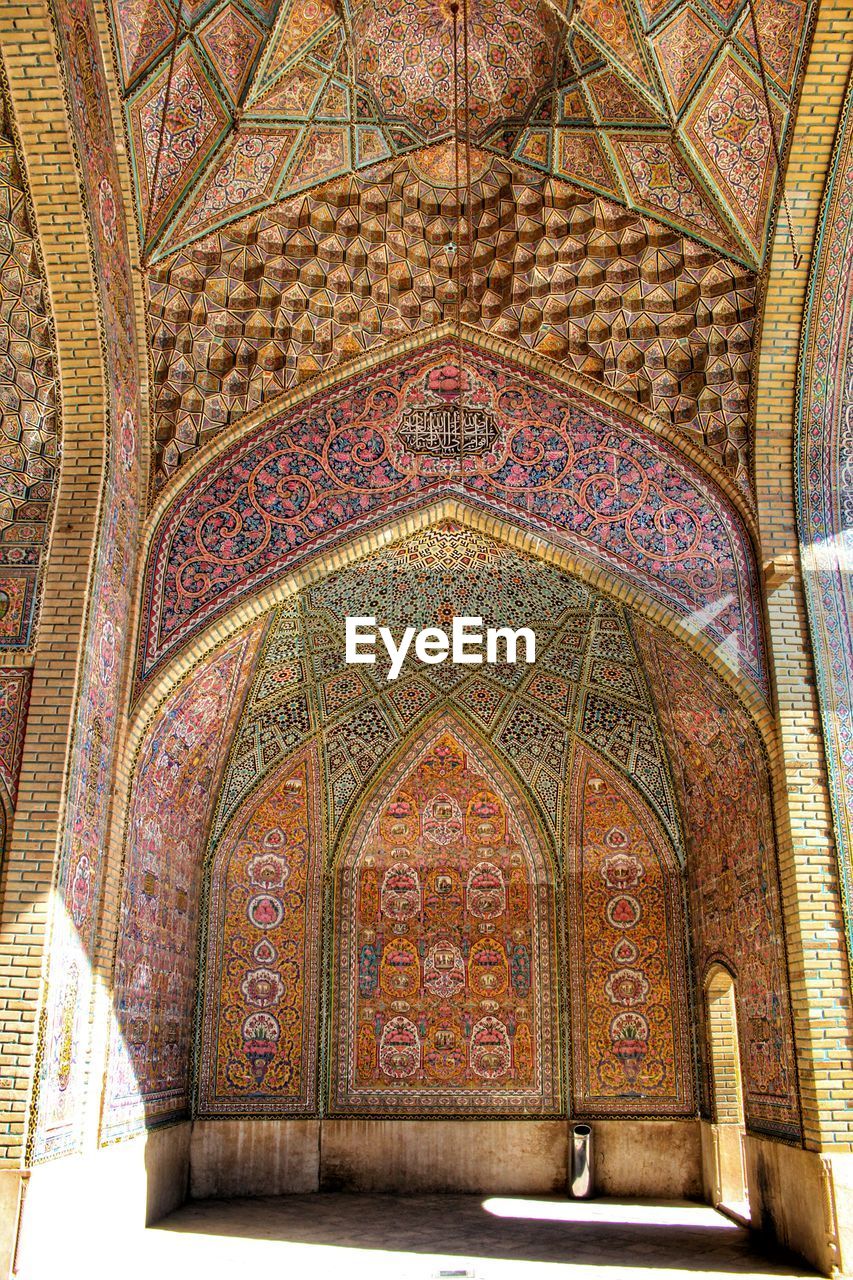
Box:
135 1194 819 1279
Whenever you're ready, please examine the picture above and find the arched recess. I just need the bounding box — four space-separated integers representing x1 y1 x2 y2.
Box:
637 621 801 1142
197 746 324 1116
105 508 802 1153
750 0 853 1159
567 744 693 1117
704 963 748 1211
187 520 698 1123
133 329 767 708
115 511 683 1135
329 713 562 1117
101 626 261 1143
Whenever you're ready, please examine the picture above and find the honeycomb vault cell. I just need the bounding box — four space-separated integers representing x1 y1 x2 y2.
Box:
150 150 755 494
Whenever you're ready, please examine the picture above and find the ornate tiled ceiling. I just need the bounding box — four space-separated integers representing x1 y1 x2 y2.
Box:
353 0 562 139
149 153 755 489
110 0 812 267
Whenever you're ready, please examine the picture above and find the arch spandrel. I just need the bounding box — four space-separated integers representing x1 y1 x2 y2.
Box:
329 714 562 1117
134 336 767 711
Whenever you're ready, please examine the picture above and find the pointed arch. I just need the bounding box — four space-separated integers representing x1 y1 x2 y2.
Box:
329 712 562 1116
128 496 775 776
134 331 767 713
704 962 749 1211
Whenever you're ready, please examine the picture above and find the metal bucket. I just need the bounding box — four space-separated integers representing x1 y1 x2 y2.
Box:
570 1123 593 1198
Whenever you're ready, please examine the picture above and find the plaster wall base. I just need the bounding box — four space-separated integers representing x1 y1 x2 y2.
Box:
744 1135 853 1277
319 1120 568 1194
190 1119 320 1198
0 1170 25 1280
13 1122 190 1280
189 1117 702 1199
29 1121 853 1279
700 1120 747 1209
591 1119 702 1198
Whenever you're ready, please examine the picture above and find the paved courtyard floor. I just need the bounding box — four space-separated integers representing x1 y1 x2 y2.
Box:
137 1194 819 1279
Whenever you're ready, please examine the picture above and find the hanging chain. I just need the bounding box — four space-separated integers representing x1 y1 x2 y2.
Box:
450 0 475 481
341 0 360 171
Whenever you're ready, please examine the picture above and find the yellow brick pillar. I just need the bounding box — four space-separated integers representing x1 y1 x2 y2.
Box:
0 15 109 1274
751 1 853 1271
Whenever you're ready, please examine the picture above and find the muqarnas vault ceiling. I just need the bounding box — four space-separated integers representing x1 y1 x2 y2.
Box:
104 0 814 490
149 155 757 492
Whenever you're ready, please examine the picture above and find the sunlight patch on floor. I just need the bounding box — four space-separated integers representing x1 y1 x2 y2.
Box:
134 1234 794 1280
482 1197 740 1229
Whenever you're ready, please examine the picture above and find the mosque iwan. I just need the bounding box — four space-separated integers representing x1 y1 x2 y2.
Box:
0 0 851 1275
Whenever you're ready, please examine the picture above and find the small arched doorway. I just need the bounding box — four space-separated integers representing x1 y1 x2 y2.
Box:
705 965 748 1215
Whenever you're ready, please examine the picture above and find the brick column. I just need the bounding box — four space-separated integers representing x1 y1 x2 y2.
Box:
0 16 106 1166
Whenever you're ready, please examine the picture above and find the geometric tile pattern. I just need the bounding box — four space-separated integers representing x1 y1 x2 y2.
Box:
139 340 766 698
609 134 737 249
637 620 802 1140
113 0 176 88
128 47 231 243
353 0 563 141
795 80 853 974
734 0 810 96
682 50 782 260
652 8 720 115
148 151 758 491
198 4 264 105
0 91 60 648
106 0 813 271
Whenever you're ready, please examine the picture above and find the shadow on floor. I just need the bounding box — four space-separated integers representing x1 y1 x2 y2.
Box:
151 1193 817 1276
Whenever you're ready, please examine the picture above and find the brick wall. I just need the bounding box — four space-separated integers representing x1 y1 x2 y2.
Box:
706 968 743 1125
0 11 106 1165
753 1 853 1150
